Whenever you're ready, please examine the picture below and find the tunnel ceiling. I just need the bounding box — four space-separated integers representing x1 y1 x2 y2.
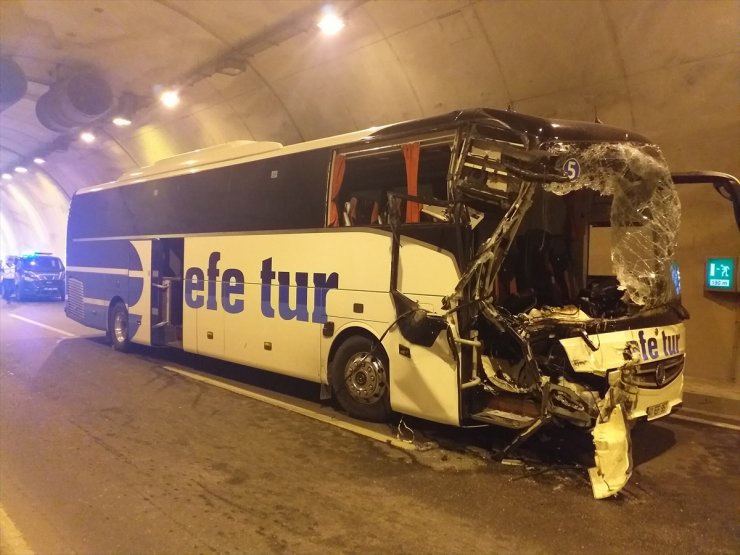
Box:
0 0 737 256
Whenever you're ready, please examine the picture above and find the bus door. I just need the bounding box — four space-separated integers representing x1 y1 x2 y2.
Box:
151 238 184 347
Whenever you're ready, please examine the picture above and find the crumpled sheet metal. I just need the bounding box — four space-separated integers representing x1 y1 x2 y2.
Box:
589 403 633 499
544 143 681 308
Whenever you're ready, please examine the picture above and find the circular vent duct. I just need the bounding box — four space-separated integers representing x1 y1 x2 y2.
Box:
36 73 113 131
0 57 28 112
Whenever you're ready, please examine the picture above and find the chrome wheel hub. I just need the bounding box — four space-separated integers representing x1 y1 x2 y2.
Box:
113 310 128 343
344 352 387 405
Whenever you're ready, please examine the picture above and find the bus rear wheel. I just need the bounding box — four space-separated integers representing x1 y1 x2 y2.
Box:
330 335 391 422
109 302 130 352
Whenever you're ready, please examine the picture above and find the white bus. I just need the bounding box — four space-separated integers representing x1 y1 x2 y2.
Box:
66 108 687 498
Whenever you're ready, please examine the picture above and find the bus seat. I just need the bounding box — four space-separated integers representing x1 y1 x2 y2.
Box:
342 200 353 226
371 201 380 224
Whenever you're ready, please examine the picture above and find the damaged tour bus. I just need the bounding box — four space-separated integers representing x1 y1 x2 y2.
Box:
66 109 686 499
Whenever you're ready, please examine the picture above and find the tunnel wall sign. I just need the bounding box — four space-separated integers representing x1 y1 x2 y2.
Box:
705 256 737 292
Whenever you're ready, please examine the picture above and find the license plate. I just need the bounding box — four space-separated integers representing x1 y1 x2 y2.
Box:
646 401 669 420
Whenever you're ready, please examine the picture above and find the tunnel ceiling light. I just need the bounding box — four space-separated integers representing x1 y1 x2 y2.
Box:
2 173 12 180
80 131 96 143
33 157 45 165
14 166 28 173
317 12 345 35
112 116 132 127
160 89 180 108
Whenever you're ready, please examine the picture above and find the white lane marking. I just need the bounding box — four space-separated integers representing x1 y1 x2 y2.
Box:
162 365 416 451
670 413 740 431
0 503 35 555
8 315 78 338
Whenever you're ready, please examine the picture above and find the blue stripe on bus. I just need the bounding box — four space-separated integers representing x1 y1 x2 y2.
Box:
67 239 143 271
67 271 144 308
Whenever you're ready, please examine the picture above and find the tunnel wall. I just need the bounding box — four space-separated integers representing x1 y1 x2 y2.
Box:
2 0 737 384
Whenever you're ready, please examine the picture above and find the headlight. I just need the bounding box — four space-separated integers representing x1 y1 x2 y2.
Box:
23 271 39 281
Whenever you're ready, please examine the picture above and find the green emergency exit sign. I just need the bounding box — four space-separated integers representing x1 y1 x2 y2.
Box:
705 257 737 292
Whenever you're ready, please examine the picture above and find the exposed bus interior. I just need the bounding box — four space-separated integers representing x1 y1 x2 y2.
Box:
463 188 626 421
495 188 624 318
336 140 452 226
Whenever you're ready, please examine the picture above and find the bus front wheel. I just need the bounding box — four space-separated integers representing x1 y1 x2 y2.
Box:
330 335 391 422
109 302 130 352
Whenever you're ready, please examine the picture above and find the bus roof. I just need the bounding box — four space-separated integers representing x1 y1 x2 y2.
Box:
77 108 651 195
77 126 384 195
369 108 651 145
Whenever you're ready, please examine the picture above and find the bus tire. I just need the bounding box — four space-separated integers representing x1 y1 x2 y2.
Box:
109 302 130 352
330 335 391 423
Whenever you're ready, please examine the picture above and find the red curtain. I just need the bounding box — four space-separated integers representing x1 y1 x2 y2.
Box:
403 142 420 223
328 154 346 226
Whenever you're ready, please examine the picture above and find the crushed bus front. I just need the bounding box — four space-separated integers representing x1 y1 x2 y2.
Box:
389 110 687 498
469 301 685 498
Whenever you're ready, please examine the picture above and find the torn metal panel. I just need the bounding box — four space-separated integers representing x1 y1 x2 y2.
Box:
448 182 535 306
588 403 633 499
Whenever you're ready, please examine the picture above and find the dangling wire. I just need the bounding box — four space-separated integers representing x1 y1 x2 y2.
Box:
396 417 415 444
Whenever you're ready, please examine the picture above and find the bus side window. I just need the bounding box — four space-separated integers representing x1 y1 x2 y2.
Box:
332 140 452 227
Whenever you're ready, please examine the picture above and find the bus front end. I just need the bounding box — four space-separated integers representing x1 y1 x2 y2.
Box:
394 112 688 499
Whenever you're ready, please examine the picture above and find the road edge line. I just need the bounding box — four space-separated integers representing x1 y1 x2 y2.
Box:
162 365 416 451
670 413 740 431
8 315 78 338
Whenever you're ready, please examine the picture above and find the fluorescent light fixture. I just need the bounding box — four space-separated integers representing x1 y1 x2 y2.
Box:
2 173 12 180
33 157 45 165
14 166 28 173
112 116 132 127
216 58 246 76
80 131 96 143
160 89 180 108
318 12 345 35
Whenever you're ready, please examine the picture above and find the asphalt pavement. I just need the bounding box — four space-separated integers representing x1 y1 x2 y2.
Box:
0 301 738 554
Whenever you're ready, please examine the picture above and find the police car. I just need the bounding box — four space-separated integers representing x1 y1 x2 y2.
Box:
15 252 66 301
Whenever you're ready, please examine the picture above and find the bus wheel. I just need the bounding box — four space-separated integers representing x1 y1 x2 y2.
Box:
330 335 391 422
109 302 130 352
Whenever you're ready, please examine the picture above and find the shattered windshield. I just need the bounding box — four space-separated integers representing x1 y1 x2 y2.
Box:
543 143 681 308
446 129 682 317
